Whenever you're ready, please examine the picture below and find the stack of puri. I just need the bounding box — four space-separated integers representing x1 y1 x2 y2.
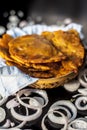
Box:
0 29 85 88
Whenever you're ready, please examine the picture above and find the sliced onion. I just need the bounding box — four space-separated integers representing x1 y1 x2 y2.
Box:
75 96 87 110
6 98 19 109
64 79 80 92
0 107 6 123
48 106 71 123
2 119 11 128
33 96 44 106
5 98 27 129
10 97 42 121
49 100 77 122
16 88 48 108
78 69 87 87
72 93 83 98
68 118 87 130
78 88 87 95
11 106 42 122
41 110 68 130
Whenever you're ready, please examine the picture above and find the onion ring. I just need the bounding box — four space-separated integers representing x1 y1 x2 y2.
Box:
16 88 48 108
10 97 42 121
4 98 28 129
41 110 68 130
49 100 77 122
17 96 42 109
11 106 42 122
78 69 87 88
68 118 87 130
75 96 87 110
0 107 6 123
78 88 87 95
48 106 71 123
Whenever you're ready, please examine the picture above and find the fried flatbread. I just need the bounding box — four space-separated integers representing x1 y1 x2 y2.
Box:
52 29 85 66
8 34 66 65
0 30 85 79
42 29 85 73
0 34 13 61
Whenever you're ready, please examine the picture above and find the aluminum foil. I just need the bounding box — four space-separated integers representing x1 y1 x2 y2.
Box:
0 23 84 98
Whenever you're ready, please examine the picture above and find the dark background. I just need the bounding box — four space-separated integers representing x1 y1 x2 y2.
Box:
0 0 87 38
0 0 87 24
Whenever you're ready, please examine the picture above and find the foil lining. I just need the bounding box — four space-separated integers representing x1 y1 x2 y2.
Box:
0 23 84 98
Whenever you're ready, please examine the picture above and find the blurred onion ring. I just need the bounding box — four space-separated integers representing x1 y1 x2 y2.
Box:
78 69 87 87
68 118 87 130
41 110 68 130
75 96 87 110
48 106 71 123
49 100 77 122
11 97 42 121
0 98 28 129
16 88 48 108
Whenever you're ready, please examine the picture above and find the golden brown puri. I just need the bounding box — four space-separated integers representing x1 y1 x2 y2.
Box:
8 34 66 64
0 29 85 79
0 34 13 61
42 29 85 72
0 34 13 49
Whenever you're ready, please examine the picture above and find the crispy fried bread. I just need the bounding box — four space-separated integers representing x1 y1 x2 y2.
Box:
8 34 66 65
0 30 85 80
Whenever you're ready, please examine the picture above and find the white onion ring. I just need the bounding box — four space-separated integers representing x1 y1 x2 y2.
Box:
4 98 28 129
75 96 87 110
33 96 44 106
6 98 19 109
10 97 42 121
16 88 48 108
17 96 42 109
68 118 87 130
48 106 71 123
0 107 6 123
11 106 42 122
49 100 77 122
78 69 87 87
2 119 11 128
84 69 87 82
41 110 68 130
78 88 87 95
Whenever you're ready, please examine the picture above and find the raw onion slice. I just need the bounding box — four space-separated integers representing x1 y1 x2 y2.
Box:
68 118 87 130
11 106 42 122
2 119 11 128
16 88 48 108
17 96 42 109
5 98 27 129
33 96 44 106
78 69 87 87
78 88 87 95
75 96 87 110
6 98 19 109
49 100 77 122
0 107 6 123
64 79 80 92
48 106 71 123
41 110 68 130
10 97 42 121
